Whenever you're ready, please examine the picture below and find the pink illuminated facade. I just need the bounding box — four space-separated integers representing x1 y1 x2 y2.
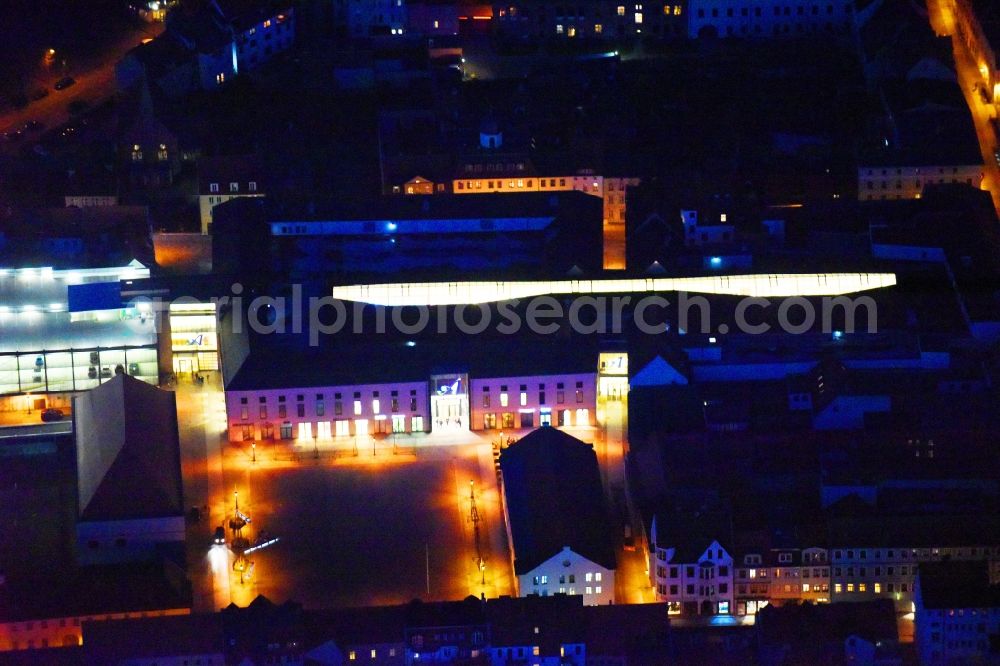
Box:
225 371 598 442
469 372 597 430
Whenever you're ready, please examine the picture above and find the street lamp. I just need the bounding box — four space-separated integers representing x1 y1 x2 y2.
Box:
251 441 256 463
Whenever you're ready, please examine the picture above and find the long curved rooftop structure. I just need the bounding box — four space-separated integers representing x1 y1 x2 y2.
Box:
331 273 898 306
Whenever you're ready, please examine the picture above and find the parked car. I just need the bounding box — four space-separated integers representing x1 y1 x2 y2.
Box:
41 408 64 422
54 76 76 91
213 526 226 545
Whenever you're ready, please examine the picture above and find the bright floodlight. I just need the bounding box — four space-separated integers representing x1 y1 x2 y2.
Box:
331 273 898 307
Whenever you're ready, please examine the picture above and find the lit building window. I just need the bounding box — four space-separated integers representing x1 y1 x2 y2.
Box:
230 182 239 193
216 72 225 84
433 19 439 28
594 23 602 32
131 144 143 161
874 582 882 594
156 143 168 161
634 11 642 22
264 19 272 28
373 399 380 413
349 651 355 660
519 392 527 406
249 181 257 192
371 649 377 658
567 26 576 37
556 24 564 33
846 583 854 592
834 583 842 593
617 5 625 15
354 400 362 415
500 392 509 407
674 4 681 14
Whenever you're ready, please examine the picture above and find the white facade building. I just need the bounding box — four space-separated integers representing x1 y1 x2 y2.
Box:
519 546 615 606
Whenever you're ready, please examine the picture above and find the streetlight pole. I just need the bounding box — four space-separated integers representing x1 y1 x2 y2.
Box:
251 441 256 463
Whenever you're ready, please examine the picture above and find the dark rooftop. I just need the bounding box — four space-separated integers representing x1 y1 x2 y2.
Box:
227 328 600 391
75 374 183 522
918 560 1000 609
0 560 191 623
756 599 898 648
499 428 616 574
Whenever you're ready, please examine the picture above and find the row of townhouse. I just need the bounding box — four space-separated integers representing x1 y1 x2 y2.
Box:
649 513 1000 616
338 0 858 41
953 0 1000 107
80 594 671 664
493 0 856 40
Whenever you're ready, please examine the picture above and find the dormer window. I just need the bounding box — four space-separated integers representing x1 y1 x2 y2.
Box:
210 183 220 193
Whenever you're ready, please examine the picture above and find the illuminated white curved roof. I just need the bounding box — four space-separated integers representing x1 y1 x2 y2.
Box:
331 273 898 306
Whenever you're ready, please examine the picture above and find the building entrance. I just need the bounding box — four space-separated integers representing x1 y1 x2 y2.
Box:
430 373 469 430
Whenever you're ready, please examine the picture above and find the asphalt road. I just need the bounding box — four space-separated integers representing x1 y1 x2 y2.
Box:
0 21 162 154
927 0 1000 216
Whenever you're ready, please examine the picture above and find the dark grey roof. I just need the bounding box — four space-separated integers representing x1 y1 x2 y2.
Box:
651 504 733 562
919 560 1000 610
499 428 616 574
226 327 600 391
826 510 999 549
757 599 898 646
0 560 191 623
74 374 183 522
263 190 601 223
862 79 983 167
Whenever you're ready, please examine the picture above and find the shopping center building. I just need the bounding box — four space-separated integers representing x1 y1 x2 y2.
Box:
0 261 159 416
